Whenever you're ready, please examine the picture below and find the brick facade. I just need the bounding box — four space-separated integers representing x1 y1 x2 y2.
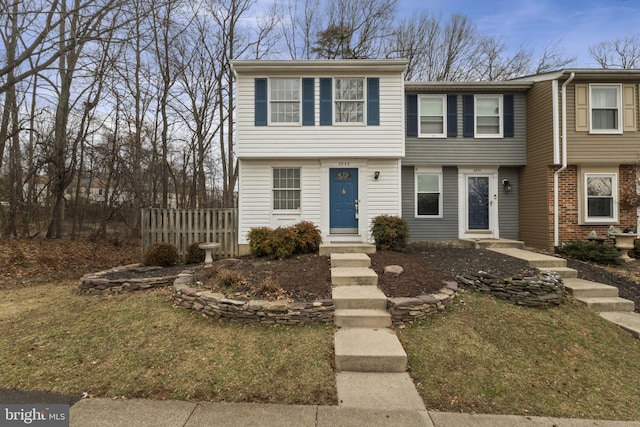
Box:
546 165 638 249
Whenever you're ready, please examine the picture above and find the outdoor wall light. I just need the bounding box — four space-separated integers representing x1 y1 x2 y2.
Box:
502 179 512 193
374 171 380 180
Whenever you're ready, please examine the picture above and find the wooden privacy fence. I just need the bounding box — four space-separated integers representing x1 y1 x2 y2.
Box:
141 208 238 259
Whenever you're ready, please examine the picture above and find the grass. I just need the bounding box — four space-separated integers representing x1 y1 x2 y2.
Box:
0 282 336 405
3 280 640 421
398 291 640 421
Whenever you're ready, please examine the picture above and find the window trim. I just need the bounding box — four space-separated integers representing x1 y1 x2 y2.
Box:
580 168 619 224
589 83 623 134
474 94 503 138
268 77 302 125
333 77 366 125
418 94 447 138
272 167 301 211
415 167 443 218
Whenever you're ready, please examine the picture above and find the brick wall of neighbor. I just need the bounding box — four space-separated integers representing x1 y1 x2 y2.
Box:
546 165 638 248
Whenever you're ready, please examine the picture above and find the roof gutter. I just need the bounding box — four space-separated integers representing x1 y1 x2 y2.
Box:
554 72 575 250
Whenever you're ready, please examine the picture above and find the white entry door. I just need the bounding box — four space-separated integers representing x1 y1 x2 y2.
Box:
459 168 499 239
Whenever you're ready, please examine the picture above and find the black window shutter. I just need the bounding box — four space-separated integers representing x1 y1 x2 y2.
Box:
302 78 315 126
367 77 380 125
254 78 268 126
319 78 332 125
406 94 418 137
447 94 457 137
463 94 474 137
504 94 514 137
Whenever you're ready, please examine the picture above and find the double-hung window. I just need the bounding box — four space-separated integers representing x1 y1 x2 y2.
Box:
475 95 502 137
415 168 443 217
584 172 618 222
590 84 622 133
419 95 446 137
335 78 364 123
270 78 300 124
273 168 300 210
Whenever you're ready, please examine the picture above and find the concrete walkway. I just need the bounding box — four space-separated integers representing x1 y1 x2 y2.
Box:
69 399 640 427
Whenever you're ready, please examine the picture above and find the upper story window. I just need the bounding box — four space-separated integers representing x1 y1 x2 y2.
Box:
475 95 503 138
590 84 622 133
334 78 364 123
419 95 446 138
270 78 300 124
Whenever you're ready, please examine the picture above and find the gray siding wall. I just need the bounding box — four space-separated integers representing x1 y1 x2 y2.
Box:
402 166 459 240
498 167 520 240
404 92 527 166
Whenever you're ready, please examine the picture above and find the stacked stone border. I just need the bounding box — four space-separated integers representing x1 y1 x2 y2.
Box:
455 270 564 307
171 270 459 325
79 264 179 295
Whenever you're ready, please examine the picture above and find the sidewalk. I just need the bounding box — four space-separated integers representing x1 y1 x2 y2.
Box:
70 399 640 427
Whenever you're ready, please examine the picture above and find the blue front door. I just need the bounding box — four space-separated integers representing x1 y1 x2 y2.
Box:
468 176 490 230
330 168 358 234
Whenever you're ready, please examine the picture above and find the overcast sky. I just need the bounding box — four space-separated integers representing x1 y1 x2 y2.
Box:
398 0 640 67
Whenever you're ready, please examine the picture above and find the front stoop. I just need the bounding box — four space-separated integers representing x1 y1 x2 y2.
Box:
331 267 378 286
336 372 426 410
459 239 525 249
320 243 376 256
334 328 407 373
599 312 640 338
334 309 391 328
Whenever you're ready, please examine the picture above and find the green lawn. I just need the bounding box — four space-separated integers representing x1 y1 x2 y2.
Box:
398 292 640 421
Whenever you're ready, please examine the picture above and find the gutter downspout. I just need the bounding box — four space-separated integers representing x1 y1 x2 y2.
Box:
554 72 575 251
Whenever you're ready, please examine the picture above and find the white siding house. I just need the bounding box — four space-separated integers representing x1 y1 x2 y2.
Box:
231 60 407 254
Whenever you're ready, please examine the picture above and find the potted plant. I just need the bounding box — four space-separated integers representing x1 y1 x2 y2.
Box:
608 225 637 262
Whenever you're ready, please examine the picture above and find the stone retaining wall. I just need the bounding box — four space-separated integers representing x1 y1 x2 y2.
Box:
388 282 459 324
171 272 334 324
79 264 179 295
455 270 564 307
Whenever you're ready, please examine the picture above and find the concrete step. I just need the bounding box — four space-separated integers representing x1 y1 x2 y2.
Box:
563 278 620 298
599 312 640 338
335 328 407 373
336 372 425 410
539 267 578 278
459 239 525 249
332 286 388 310
334 309 392 328
488 247 567 268
320 243 376 256
330 253 371 268
575 296 635 312
331 267 378 286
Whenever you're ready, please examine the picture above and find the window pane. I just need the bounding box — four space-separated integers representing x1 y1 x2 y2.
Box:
335 79 363 100
417 174 439 192
588 197 612 217
592 87 618 108
592 109 618 130
335 101 363 122
587 176 612 197
477 98 499 115
418 193 439 216
421 118 443 134
421 98 443 116
271 79 299 101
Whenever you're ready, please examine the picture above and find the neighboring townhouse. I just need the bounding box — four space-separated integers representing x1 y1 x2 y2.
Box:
518 69 640 250
402 81 532 241
231 60 408 255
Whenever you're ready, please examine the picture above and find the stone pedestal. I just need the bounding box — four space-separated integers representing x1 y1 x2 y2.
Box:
199 242 220 264
613 233 637 262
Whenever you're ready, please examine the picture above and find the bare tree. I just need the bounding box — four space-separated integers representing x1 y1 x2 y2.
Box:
533 40 575 73
278 0 321 59
590 34 640 69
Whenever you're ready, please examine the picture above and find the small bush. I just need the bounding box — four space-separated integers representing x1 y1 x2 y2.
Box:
294 221 322 254
143 242 179 267
185 241 206 264
248 227 273 257
249 222 322 259
560 240 622 266
215 269 247 293
371 215 409 251
629 240 640 259
250 277 285 299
